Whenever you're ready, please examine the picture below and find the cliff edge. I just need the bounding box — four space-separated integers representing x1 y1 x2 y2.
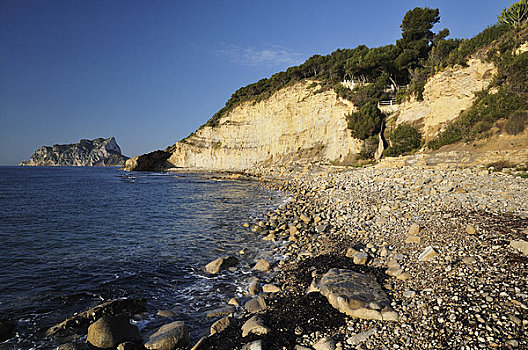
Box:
126 81 361 171
20 137 129 167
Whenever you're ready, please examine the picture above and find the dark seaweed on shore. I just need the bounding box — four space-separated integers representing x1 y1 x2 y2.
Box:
199 254 389 349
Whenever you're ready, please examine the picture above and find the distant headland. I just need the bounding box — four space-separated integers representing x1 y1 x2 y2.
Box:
19 137 129 167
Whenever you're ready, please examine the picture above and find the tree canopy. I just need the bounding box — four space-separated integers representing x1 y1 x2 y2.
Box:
395 7 441 70
498 0 528 28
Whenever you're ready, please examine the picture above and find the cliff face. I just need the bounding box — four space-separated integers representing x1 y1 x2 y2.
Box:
20 137 129 166
127 81 360 171
125 57 502 172
394 57 497 139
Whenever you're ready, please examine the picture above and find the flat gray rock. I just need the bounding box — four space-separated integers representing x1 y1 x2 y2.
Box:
310 268 398 321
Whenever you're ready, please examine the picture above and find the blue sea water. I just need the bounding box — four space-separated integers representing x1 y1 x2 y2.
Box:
0 166 285 349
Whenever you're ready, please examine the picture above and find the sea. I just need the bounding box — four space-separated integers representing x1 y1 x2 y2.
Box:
0 166 286 349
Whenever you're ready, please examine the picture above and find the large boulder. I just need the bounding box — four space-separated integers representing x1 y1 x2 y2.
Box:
205 256 239 274
86 316 141 349
310 269 398 321
144 321 190 350
46 298 147 338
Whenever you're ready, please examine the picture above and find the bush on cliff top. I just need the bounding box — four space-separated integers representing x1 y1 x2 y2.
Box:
429 23 528 150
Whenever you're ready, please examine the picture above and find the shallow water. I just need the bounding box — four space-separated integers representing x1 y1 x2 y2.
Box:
0 166 285 348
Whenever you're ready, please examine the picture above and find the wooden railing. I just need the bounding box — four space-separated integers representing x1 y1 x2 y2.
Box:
378 99 397 106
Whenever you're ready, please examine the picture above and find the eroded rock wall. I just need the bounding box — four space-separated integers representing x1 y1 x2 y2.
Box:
395 58 497 139
162 81 360 171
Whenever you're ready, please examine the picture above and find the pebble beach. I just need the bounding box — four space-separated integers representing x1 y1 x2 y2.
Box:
200 164 528 349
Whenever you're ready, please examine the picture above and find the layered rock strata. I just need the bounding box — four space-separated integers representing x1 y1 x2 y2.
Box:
126 81 360 171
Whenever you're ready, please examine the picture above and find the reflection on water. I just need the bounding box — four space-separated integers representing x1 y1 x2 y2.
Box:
0 166 285 348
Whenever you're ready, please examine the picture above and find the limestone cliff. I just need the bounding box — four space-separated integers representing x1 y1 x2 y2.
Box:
20 137 129 166
392 57 497 139
126 81 361 171
124 57 506 172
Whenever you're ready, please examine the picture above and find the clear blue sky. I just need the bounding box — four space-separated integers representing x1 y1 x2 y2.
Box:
0 0 514 164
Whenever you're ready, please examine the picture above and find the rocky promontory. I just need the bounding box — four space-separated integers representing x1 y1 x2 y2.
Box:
20 137 129 167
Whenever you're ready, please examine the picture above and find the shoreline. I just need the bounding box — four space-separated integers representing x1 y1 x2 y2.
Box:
7 164 525 349
197 164 527 349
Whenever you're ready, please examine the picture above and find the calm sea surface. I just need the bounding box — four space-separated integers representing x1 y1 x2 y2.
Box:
0 166 285 349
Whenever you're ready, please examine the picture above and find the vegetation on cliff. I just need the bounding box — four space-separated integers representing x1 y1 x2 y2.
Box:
429 24 528 150
498 0 528 28
205 7 452 128
384 124 422 157
199 1 528 159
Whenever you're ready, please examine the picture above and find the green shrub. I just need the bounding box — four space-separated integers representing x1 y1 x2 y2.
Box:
487 160 513 171
384 124 422 157
429 88 528 149
358 136 379 160
495 51 528 95
469 121 493 136
447 24 509 66
346 102 384 140
505 111 528 135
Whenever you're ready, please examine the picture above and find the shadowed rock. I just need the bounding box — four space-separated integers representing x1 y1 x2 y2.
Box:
205 256 239 274
124 150 172 171
86 316 141 349
46 298 146 338
0 320 16 342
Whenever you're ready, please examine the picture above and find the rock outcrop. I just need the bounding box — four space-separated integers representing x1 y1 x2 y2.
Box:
125 81 360 171
20 137 129 166
46 298 146 338
394 57 497 140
